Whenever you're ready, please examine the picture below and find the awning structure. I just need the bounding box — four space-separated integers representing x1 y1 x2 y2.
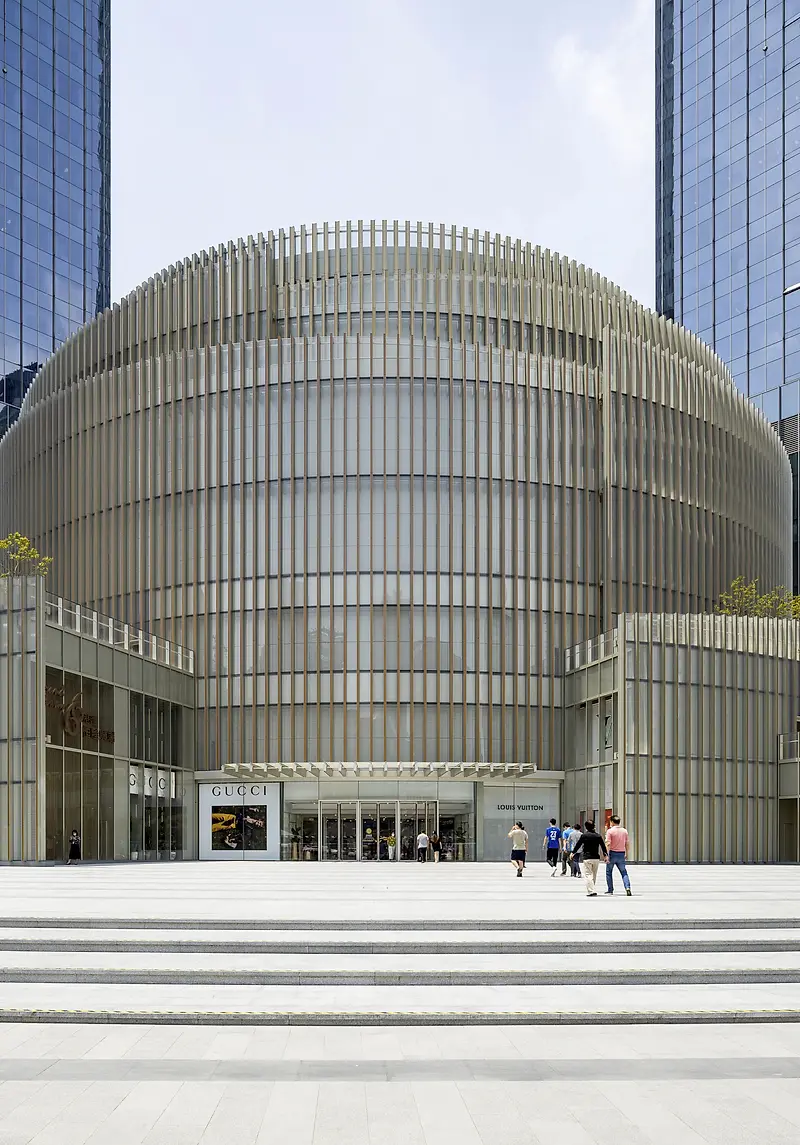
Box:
220 761 542 781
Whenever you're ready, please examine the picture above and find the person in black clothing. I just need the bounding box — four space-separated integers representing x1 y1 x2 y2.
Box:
559 821 572 876
571 819 607 897
67 829 81 865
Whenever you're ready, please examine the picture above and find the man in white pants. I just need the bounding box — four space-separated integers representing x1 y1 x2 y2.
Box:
570 820 608 896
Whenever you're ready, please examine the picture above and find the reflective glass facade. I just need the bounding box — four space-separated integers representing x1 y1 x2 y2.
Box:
656 0 800 585
0 222 791 778
0 0 110 437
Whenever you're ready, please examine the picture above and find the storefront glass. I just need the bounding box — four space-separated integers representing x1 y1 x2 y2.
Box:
128 692 190 860
480 783 560 861
281 780 476 860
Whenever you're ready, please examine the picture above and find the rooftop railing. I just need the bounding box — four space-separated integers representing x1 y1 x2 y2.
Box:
563 630 618 673
779 733 800 762
44 593 194 675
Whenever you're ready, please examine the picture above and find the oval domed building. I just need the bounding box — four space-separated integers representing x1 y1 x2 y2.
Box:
0 222 792 862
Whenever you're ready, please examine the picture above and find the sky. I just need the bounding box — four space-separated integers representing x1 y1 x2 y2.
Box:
111 0 654 307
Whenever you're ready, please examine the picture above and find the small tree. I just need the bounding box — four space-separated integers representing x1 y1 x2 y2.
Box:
0 533 53 578
716 575 800 618
716 576 760 616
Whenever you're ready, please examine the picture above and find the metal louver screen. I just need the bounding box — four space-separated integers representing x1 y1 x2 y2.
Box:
779 415 800 457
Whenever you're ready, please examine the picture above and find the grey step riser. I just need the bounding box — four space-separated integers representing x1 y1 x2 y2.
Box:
6 969 800 986
5 1057 800 1081
2 1009 800 1026
1 940 799 955
0 918 798 932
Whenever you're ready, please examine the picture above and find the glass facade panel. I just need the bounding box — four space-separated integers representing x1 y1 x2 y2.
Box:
657 0 800 587
0 0 110 436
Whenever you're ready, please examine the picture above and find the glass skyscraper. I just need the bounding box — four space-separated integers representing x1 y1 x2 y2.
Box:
657 0 800 584
0 0 110 436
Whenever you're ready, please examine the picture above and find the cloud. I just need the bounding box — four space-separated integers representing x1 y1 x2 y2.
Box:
549 0 652 172
111 0 655 307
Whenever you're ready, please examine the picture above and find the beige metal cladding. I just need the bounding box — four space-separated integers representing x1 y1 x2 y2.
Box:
618 614 800 864
0 221 791 772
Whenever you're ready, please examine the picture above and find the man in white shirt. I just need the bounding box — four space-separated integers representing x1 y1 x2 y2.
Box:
416 830 429 862
507 822 529 877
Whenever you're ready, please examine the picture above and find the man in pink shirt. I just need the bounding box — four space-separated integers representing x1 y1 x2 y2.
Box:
605 815 632 896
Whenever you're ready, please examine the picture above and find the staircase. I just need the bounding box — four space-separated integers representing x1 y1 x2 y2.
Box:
2 914 800 1025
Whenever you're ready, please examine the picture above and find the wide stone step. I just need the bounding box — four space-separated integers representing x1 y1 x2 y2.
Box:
0 928 798 956
2 980 800 1024
9 943 800 970
5 967 800 986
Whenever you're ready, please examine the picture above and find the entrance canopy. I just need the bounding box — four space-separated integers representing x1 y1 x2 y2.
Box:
221 761 541 781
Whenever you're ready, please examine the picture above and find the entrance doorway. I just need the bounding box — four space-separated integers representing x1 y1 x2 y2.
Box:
318 800 438 860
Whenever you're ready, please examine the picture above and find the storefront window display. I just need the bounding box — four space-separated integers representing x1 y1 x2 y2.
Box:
128 692 189 860
197 782 280 859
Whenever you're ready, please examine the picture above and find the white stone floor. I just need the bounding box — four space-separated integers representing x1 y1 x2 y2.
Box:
2 1023 800 1144
0 858 795 922
0 862 799 1142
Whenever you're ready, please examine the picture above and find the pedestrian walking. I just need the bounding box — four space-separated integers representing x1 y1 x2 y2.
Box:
571 820 608 896
66 829 81 865
542 818 561 875
605 815 632 896
430 833 442 864
416 829 429 862
508 821 529 876
559 821 572 875
568 824 583 877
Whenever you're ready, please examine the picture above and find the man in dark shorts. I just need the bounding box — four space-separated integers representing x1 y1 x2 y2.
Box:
542 818 561 875
508 822 528 876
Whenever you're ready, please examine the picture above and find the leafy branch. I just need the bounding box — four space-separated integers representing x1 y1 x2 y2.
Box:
715 575 800 619
0 533 53 579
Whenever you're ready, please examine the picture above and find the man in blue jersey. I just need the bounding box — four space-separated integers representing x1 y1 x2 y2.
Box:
542 818 561 875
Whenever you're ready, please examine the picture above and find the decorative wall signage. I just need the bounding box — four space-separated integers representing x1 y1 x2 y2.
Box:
45 686 115 744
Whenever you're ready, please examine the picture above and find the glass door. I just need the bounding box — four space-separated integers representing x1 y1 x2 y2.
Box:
378 803 397 861
360 803 378 860
320 802 340 861
399 803 418 860
398 801 439 860
340 803 358 860
318 801 437 861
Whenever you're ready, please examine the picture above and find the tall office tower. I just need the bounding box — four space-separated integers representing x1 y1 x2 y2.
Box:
656 1 800 585
0 0 110 437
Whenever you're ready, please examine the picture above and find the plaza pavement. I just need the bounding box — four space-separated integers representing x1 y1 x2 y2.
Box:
0 862 799 1142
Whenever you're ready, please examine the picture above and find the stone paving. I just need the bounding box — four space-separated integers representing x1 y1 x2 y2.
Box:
0 862 799 1141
